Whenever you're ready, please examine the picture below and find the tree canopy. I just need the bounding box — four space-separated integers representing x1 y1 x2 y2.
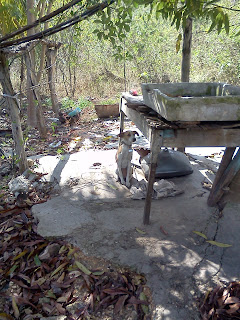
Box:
0 0 237 50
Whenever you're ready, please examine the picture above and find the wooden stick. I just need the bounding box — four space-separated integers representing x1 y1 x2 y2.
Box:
208 147 240 207
143 130 163 225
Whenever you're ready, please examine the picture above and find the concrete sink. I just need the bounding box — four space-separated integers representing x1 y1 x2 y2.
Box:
141 82 240 122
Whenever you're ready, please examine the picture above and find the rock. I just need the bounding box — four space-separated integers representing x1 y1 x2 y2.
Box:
8 175 30 197
0 163 11 176
39 243 61 260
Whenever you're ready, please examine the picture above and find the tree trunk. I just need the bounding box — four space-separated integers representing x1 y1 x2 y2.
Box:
181 17 192 82
46 47 59 116
26 0 37 127
0 52 28 173
25 49 47 138
178 17 192 153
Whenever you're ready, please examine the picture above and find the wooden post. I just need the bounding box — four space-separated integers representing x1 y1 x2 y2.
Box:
143 130 163 225
207 148 240 207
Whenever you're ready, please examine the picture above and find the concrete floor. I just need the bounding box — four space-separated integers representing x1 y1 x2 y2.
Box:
32 148 240 320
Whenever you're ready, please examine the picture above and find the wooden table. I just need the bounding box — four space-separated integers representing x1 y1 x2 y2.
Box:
119 94 240 225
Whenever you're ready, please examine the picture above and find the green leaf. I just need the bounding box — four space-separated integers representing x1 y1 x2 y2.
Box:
217 19 223 34
176 33 182 53
208 20 217 33
92 271 105 276
6 264 18 276
136 228 146 234
140 292 149 314
51 262 68 277
34 254 41 266
206 240 232 248
46 289 57 299
124 24 130 32
107 183 118 190
224 13 229 34
193 231 208 239
75 261 92 275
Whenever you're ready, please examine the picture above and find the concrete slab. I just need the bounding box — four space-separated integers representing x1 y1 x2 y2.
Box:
32 148 240 320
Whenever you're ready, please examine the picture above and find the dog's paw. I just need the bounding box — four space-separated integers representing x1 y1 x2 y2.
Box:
120 179 125 185
125 181 130 188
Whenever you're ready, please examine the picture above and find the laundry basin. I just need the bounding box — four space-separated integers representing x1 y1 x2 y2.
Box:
141 82 240 121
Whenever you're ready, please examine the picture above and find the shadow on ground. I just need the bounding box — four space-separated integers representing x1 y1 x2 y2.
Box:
32 149 240 320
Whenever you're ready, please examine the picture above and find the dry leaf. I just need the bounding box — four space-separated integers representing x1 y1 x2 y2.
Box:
193 231 208 239
12 297 19 319
206 240 232 248
75 261 92 275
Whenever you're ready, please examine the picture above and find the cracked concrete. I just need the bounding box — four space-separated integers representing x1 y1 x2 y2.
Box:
32 148 240 320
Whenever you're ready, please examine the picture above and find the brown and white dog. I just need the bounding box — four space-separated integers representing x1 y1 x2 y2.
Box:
115 130 139 187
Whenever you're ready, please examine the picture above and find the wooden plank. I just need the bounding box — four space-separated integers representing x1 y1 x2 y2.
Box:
122 102 240 147
208 147 236 206
207 148 240 207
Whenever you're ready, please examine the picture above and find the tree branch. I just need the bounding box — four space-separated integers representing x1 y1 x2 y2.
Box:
0 0 84 43
0 0 115 49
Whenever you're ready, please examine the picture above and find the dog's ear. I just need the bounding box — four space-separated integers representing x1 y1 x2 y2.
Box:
133 131 139 136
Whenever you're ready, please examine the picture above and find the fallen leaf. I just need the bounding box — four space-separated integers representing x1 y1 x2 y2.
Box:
135 228 146 235
12 297 19 319
34 254 42 266
114 295 129 313
46 289 57 299
0 313 14 320
160 226 168 236
13 249 28 261
92 271 105 276
51 262 68 277
225 296 240 304
206 240 232 248
107 183 118 190
226 303 240 314
75 261 92 275
140 292 149 314
193 231 208 239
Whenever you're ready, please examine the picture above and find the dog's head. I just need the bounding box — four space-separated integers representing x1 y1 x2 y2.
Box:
118 130 139 146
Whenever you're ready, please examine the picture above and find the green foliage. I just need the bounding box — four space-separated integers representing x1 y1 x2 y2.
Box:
96 98 118 105
60 97 93 110
0 0 26 36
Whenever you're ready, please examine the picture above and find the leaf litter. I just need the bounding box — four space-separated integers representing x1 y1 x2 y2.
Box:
200 281 240 319
0 205 151 319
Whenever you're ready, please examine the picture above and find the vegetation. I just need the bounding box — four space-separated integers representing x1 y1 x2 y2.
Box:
5 2 240 100
0 0 240 171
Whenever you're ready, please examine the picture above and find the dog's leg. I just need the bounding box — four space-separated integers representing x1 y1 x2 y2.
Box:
125 161 131 188
117 158 126 185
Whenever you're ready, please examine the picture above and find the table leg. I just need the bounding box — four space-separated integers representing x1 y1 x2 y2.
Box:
143 130 163 225
208 147 240 207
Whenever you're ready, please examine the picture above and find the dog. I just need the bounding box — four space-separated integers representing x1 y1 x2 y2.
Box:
115 130 139 187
